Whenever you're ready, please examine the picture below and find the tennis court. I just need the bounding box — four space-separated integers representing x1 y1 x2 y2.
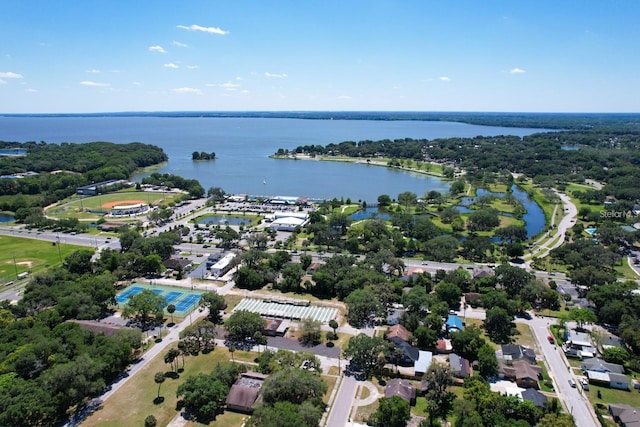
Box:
115 286 144 304
174 294 202 312
115 283 204 316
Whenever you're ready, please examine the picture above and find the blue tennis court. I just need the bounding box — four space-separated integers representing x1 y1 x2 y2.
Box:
164 291 184 304
115 283 204 316
115 286 143 304
174 293 201 312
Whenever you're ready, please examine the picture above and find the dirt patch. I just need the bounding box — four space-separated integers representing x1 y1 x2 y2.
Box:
4 261 33 268
101 200 146 209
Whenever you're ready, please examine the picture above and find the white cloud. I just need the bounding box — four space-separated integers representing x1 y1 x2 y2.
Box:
80 80 109 87
25 88 37 92
164 63 179 69
149 45 166 53
265 72 288 78
337 95 352 100
510 67 526 74
177 24 229 35
0 79 5 84
132 81 141 86
186 65 199 69
220 82 241 91
0 71 23 79
439 76 452 82
172 41 188 48
171 87 202 94
85 69 101 74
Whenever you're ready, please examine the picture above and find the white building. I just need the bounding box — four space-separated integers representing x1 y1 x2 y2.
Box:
210 253 237 278
110 203 148 216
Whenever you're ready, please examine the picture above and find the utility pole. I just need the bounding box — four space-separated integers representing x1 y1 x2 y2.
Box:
12 255 18 280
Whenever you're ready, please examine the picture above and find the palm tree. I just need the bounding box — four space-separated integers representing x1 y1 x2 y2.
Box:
167 304 176 324
154 372 165 399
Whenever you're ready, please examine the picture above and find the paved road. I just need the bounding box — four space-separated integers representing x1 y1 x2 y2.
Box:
525 316 598 427
326 375 358 427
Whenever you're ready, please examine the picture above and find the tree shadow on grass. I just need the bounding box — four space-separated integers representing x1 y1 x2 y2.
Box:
153 396 165 405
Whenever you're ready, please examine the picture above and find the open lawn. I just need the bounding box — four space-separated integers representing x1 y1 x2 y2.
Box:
585 383 640 409
0 235 86 283
83 342 339 427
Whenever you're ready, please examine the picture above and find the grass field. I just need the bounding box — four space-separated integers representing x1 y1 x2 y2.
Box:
0 235 86 284
45 191 176 221
83 344 339 427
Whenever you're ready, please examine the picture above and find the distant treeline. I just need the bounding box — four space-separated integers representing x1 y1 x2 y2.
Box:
0 141 168 211
281 130 640 201
7 111 640 130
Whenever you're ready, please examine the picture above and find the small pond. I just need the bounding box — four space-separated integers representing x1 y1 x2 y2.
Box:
350 207 392 221
455 186 545 238
0 213 15 223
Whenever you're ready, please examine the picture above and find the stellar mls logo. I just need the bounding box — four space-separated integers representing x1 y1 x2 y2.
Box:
599 210 640 219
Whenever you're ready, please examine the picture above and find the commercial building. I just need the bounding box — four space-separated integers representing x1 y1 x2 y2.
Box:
210 253 237 278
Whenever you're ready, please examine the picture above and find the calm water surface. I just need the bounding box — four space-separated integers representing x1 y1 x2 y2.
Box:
0 116 545 203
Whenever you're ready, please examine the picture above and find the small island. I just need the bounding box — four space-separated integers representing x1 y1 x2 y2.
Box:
192 151 216 161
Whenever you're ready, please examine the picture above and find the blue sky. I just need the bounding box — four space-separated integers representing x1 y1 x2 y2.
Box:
1 1 639 113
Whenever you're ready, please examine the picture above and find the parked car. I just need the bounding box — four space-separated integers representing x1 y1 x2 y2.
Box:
547 335 555 344
569 379 576 388
581 378 589 390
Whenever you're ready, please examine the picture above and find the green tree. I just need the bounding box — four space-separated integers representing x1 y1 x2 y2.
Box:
154 372 165 400
435 282 462 309
261 367 327 406
166 304 176 324
298 318 323 346
121 289 167 324
225 310 266 342
451 324 486 362
200 291 227 323
602 346 629 365
144 415 157 427
343 333 390 379
176 373 229 423
377 194 392 207
398 191 417 211
344 288 384 327
369 396 410 427
248 400 323 427
477 343 498 378
567 307 598 329
484 307 514 344
423 362 455 425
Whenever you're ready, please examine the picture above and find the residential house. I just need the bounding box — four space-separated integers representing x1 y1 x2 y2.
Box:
564 330 597 358
608 403 640 426
446 315 464 334
585 371 629 390
498 360 542 389
226 372 269 413
384 379 417 406
436 338 453 354
414 350 433 377
498 344 537 364
449 353 471 378
581 358 624 375
520 388 548 408
386 324 412 342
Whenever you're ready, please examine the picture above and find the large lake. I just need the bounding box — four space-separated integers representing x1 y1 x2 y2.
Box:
0 116 546 203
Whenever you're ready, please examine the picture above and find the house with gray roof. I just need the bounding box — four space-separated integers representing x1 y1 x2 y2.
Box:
609 403 640 427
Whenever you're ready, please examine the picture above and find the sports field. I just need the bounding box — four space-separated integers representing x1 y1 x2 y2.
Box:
45 191 176 221
0 235 85 284
116 282 204 316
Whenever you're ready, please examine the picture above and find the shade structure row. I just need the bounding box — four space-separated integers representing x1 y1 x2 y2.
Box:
233 297 337 323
